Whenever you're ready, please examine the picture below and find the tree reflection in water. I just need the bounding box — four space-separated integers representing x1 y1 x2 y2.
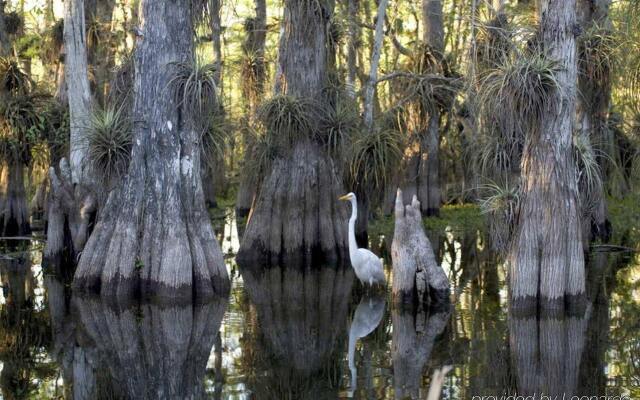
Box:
239 264 354 399
44 271 228 400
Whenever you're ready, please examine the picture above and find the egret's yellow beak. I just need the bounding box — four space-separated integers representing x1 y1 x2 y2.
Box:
338 194 351 201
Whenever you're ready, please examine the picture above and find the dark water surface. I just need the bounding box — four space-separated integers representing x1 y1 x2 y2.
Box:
0 211 638 399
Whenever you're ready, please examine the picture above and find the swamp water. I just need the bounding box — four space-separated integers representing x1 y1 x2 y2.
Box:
0 208 638 399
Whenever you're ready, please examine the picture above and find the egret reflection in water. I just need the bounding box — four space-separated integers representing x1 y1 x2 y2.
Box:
347 293 386 396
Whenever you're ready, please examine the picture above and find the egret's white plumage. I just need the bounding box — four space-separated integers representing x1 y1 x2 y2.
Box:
339 192 385 286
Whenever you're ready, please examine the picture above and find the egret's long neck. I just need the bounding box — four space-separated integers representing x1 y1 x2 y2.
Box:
348 198 358 257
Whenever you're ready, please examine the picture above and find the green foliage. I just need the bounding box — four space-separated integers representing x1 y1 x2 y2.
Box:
573 133 604 213
4 11 22 35
15 33 42 59
350 128 404 192
477 180 520 252
240 49 266 102
86 106 133 181
245 123 278 178
476 14 513 70
257 95 318 147
478 49 562 137
0 57 33 95
578 24 618 89
202 111 231 169
38 100 70 163
397 43 462 116
40 20 64 64
316 95 360 158
369 204 485 240
0 93 44 164
608 192 640 246
167 58 219 128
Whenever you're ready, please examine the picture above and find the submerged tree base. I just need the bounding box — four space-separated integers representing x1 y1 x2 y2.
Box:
237 141 349 265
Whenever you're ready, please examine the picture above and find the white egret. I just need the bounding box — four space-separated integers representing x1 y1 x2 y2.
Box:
338 192 385 286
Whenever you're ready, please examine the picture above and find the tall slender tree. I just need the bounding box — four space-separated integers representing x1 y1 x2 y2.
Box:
419 0 444 216
236 0 267 221
73 0 229 299
508 0 585 308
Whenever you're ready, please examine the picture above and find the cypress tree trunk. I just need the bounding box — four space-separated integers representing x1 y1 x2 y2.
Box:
0 161 30 236
64 0 92 184
44 0 97 267
202 0 224 209
236 0 267 221
237 0 349 264
73 1 229 300
418 0 444 217
346 0 360 96
507 0 585 309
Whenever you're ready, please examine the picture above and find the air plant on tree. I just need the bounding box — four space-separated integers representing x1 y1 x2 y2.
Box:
167 57 219 130
85 106 132 183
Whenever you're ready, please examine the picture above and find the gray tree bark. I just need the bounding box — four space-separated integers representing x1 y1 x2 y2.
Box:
237 0 350 264
44 0 97 267
202 0 225 208
63 0 92 184
73 0 229 300
363 0 388 129
392 188 449 306
507 0 585 310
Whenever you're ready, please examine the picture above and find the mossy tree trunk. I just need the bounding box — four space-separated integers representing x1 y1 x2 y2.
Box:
237 0 350 264
507 0 585 310
73 1 229 300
